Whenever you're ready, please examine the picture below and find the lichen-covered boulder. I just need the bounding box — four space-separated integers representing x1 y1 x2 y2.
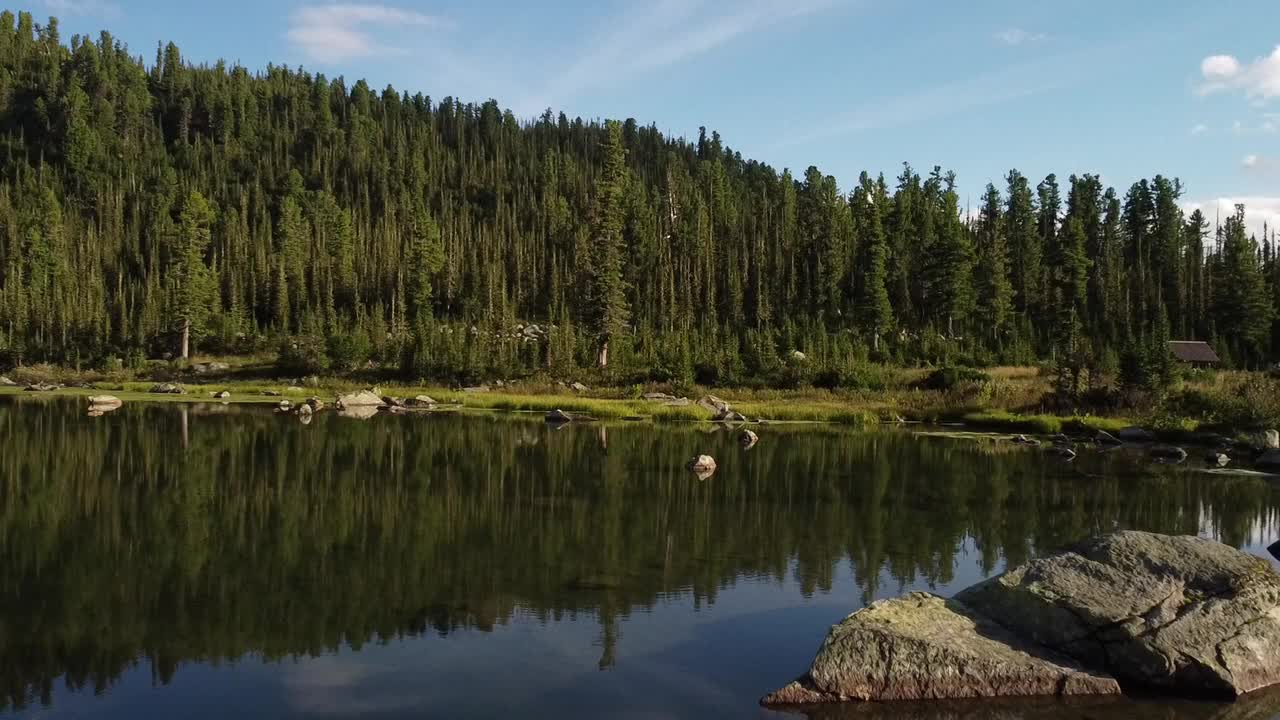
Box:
762 593 1119 705
956 531 1280 698
335 390 383 409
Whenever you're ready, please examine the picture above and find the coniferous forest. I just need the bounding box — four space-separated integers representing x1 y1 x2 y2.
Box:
0 11 1277 386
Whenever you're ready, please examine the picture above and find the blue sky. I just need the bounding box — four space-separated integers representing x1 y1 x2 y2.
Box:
23 0 1280 234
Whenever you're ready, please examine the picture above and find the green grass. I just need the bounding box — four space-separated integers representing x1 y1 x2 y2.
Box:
960 411 1132 435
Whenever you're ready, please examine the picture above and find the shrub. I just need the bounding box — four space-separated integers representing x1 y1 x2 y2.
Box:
326 332 372 372
278 335 330 375
918 366 990 391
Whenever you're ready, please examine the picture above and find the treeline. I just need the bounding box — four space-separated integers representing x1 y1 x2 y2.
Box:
0 11 1276 385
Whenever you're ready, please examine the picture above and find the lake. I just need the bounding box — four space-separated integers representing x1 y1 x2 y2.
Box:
1 395 1278 719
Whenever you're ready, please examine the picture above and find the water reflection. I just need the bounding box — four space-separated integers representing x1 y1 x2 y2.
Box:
0 396 1277 717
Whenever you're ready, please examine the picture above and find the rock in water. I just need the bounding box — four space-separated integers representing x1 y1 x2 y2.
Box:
1118 426 1155 443
336 390 383 409
1149 445 1188 462
545 409 574 424
87 395 122 407
956 531 1280 698
761 593 1119 705
1207 452 1231 468
739 430 759 449
405 395 436 408
714 409 748 423
686 455 717 480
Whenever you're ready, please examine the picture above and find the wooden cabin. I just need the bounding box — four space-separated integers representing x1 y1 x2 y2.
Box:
1167 341 1220 367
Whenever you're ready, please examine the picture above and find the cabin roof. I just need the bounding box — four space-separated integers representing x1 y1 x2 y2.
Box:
1168 340 1220 364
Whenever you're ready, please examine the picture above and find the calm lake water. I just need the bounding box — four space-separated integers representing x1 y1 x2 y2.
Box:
1 395 1279 720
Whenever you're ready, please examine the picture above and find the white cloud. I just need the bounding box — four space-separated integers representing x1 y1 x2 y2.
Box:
1183 197 1280 239
516 0 844 115
286 3 452 64
38 0 119 17
1197 46 1280 101
994 28 1046 46
1243 154 1260 168
1190 123 1208 135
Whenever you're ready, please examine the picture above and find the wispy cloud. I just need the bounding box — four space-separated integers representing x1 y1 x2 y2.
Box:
994 28 1046 46
767 47 1091 151
1190 123 1208 135
1183 197 1280 239
1196 45 1280 101
286 3 452 64
516 0 846 115
38 0 119 17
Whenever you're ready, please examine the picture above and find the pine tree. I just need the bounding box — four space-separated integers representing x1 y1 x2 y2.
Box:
586 120 629 368
851 172 892 350
1210 205 1272 364
171 190 216 360
976 183 1013 342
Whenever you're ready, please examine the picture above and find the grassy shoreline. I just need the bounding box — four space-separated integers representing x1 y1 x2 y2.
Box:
2 361 1276 444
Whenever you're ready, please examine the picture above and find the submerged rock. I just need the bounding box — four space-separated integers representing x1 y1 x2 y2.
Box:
336 390 383 409
957 531 1280 698
740 429 759 449
762 593 1119 705
1149 444 1188 462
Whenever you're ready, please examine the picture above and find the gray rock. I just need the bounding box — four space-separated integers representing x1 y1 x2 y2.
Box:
739 429 759 449
211 390 231 399
405 395 436 408
304 397 325 411
381 396 404 408
87 395 122 411
277 400 293 411
545 408 574 424
1118 426 1155 443
1094 430 1122 445
956 531 1280 697
0 376 17 386
697 395 731 414
642 392 676 402
715 409 748 423
664 397 691 407
192 361 230 374
570 381 589 392
149 382 184 394
24 382 61 392
1207 452 1231 467
686 455 717 480
1149 445 1188 462
761 593 1119 705
1252 429 1280 450
336 390 383 409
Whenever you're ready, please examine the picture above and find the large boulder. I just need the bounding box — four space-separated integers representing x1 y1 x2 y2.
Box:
762 593 1119 705
956 531 1280 698
87 395 122 408
697 395 731 415
336 390 383 409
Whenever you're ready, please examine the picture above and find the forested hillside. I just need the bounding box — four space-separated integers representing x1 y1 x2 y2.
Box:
0 11 1276 385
